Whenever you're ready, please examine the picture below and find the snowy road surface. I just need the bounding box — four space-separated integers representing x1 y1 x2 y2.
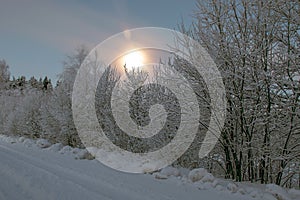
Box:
0 140 261 200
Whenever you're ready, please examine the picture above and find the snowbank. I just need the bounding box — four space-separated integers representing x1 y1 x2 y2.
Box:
1 134 299 200
0 134 92 160
155 165 300 200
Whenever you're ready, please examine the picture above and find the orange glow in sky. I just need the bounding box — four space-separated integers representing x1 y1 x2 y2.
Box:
123 51 144 70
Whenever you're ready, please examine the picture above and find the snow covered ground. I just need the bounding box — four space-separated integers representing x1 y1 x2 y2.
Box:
0 135 299 200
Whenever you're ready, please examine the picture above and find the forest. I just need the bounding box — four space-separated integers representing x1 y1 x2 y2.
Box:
0 0 299 189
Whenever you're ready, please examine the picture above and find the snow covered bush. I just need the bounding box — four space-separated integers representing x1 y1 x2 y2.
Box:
160 166 181 177
188 168 210 183
36 139 51 148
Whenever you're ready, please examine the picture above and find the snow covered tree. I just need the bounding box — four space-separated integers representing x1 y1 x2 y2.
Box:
43 46 89 147
0 59 10 90
179 0 299 187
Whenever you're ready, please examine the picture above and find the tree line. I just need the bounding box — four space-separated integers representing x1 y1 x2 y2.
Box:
0 48 88 148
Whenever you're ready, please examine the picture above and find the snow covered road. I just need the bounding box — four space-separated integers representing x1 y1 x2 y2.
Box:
0 140 265 200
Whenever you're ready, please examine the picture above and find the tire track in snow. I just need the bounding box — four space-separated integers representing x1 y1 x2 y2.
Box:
0 143 168 200
0 144 111 200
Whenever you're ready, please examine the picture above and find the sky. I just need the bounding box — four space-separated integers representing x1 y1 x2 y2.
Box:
0 0 196 82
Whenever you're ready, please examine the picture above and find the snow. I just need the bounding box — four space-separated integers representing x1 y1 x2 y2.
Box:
201 173 215 183
23 138 35 147
159 166 180 177
188 168 210 182
266 184 291 200
226 182 238 193
59 145 73 154
289 188 300 199
0 134 300 200
46 143 64 152
36 139 51 148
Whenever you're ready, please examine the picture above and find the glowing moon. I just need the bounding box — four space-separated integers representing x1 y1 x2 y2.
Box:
123 51 144 70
